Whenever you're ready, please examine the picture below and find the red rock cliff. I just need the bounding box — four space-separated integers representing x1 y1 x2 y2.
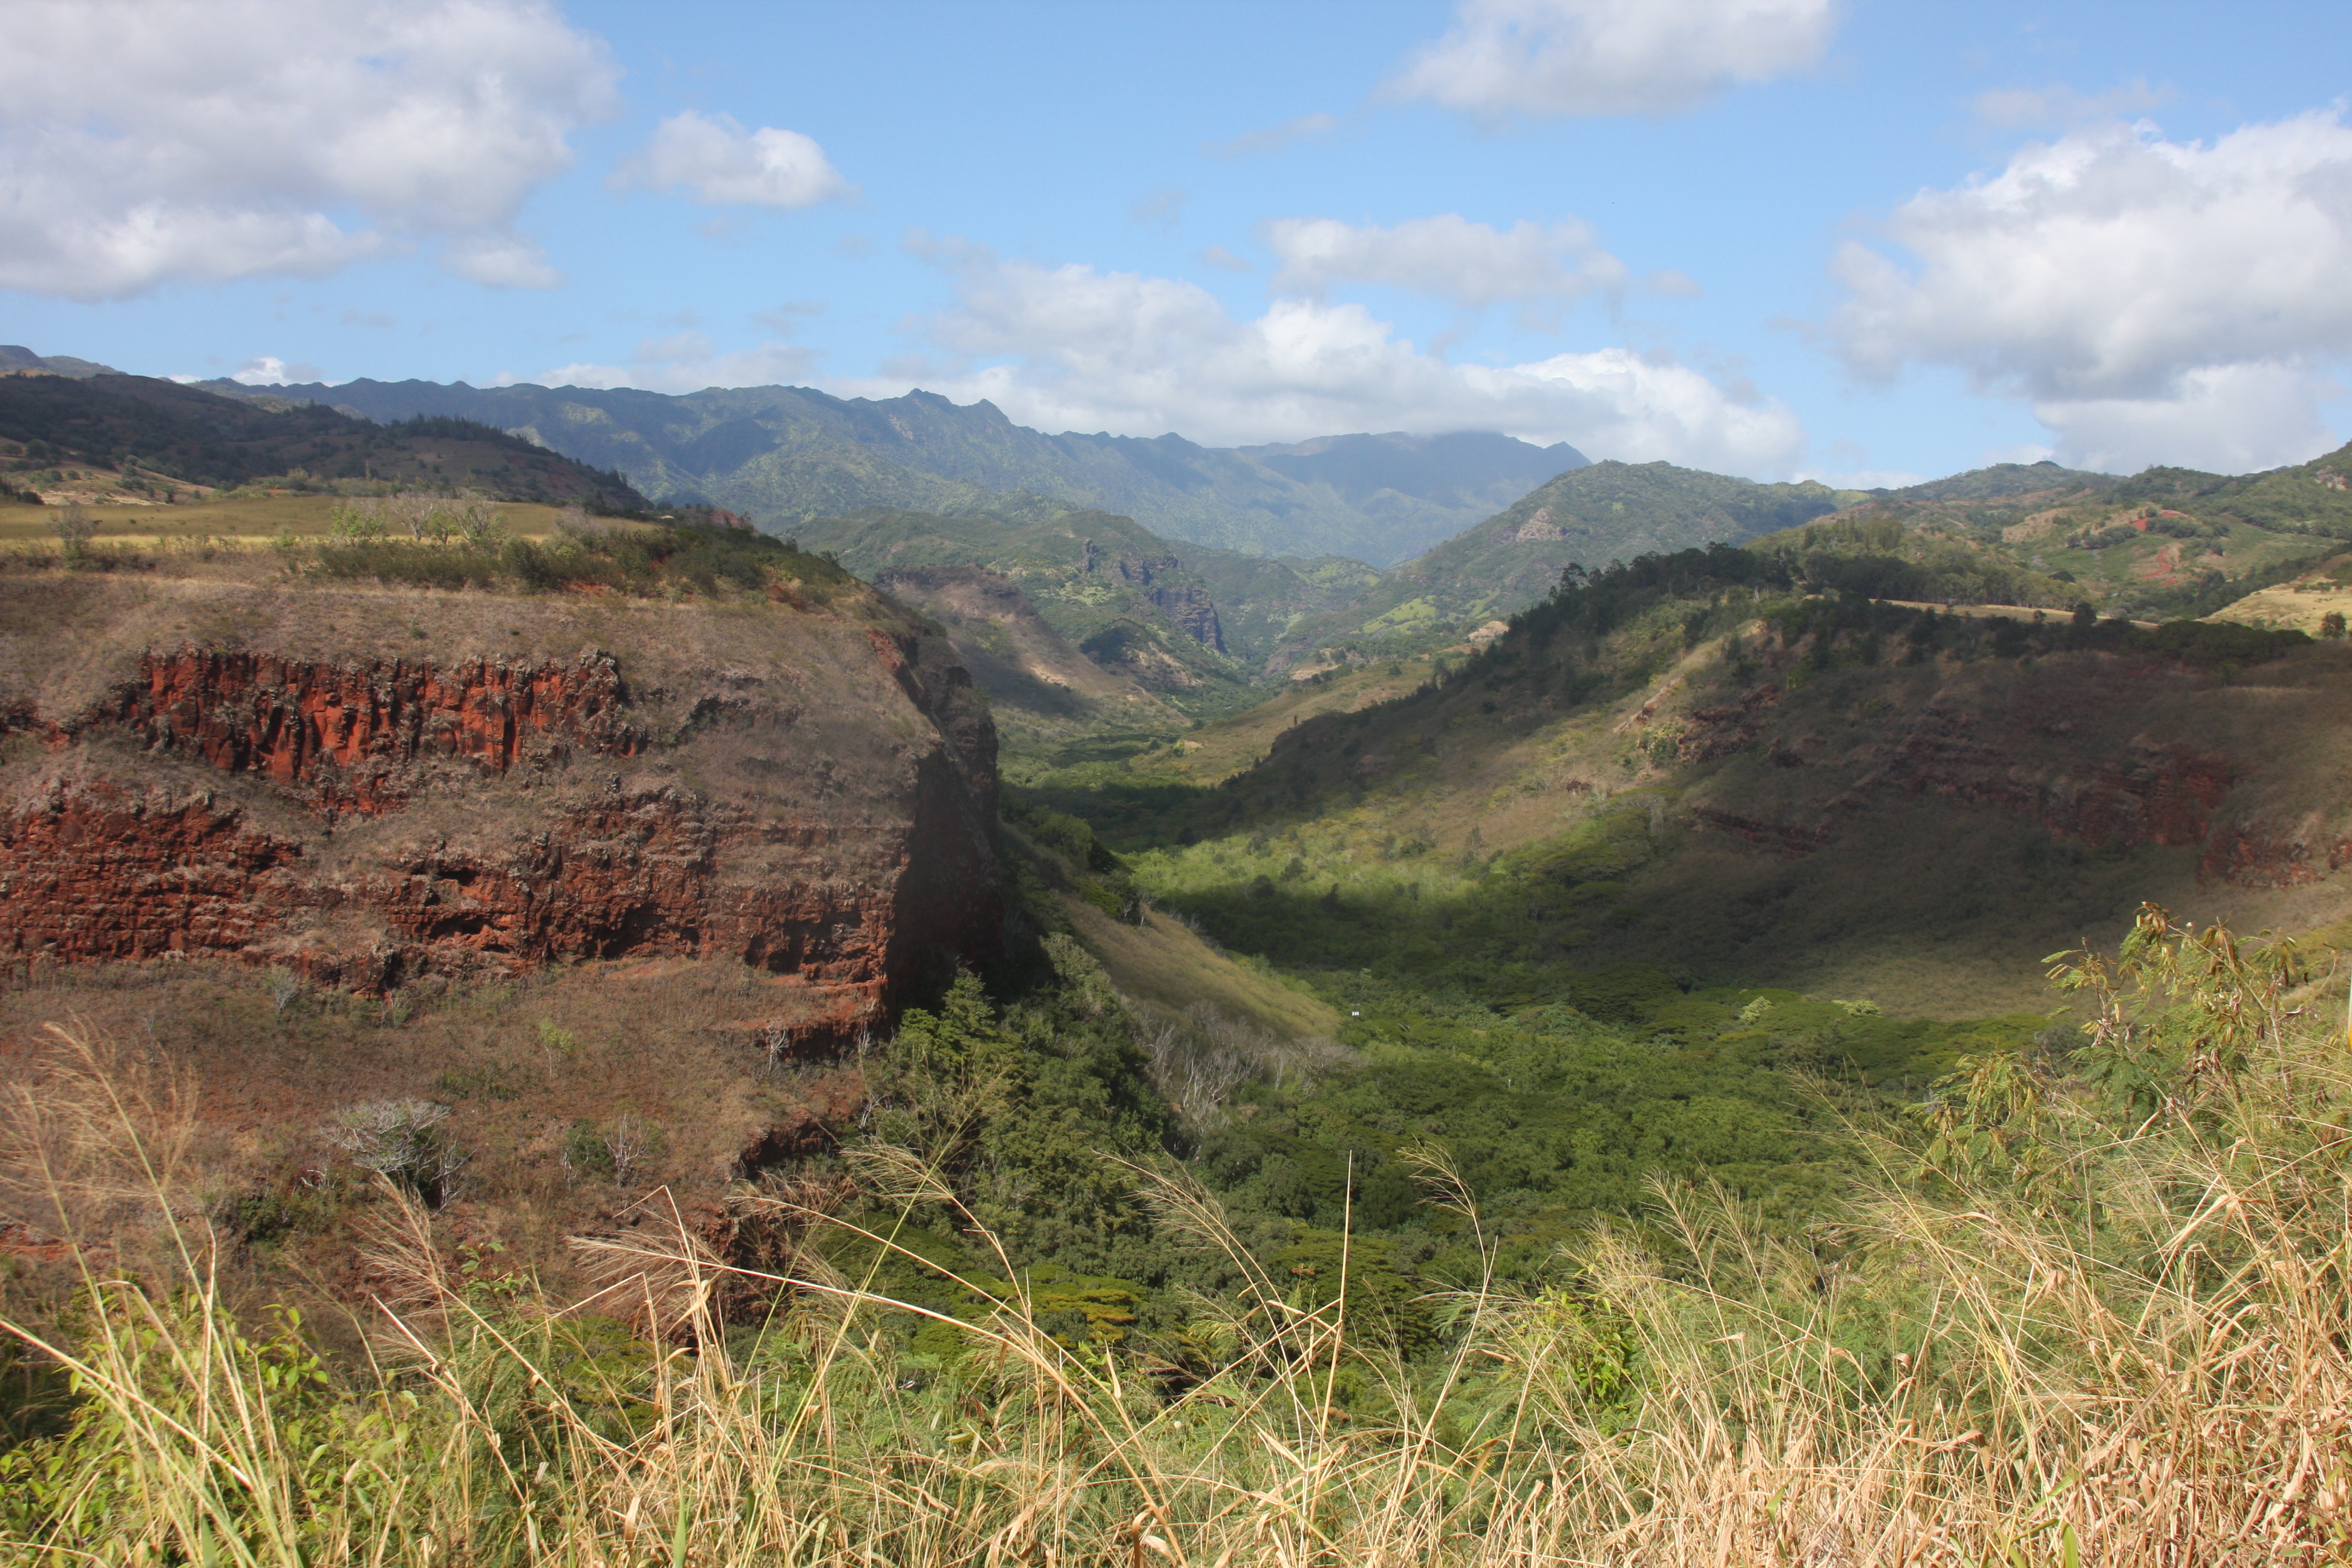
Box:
1 603 1000 1036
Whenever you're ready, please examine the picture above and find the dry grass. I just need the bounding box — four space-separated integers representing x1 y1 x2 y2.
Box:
7 913 2352 1564
0 958 859 1328
0 495 591 550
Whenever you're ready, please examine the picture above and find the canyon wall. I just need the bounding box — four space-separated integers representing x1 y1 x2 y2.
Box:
0 575 1001 1040
1662 651 2352 894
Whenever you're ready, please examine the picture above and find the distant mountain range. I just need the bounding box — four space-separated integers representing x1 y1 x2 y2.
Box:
201 377 1587 566
1 344 122 377
0 371 647 511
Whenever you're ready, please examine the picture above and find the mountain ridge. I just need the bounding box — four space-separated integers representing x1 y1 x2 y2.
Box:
199 375 1588 565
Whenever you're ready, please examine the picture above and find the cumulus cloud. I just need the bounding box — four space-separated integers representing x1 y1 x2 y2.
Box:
230 354 324 386
749 300 825 335
2034 364 2342 477
608 111 852 209
1266 214 1628 309
0 0 616 299
835 249 1803 473
530 331 819 393
443 231 565 290
1389 0 1838 118
1826 109 2352 471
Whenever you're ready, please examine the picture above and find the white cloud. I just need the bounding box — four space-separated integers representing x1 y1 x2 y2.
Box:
1203 112 1339 158
2034 364 2341 477
0 0 616 299
1198 244 1253 273
529 331 819 393
1971 78 2168 130
749 300 825 334
1389 0 1838 118
230 354 323 385
1826 109 2352 472
609 111 851 209
836 250 1803 474
1266 214 1627 309
1130 187 1186 232
442 231 563 290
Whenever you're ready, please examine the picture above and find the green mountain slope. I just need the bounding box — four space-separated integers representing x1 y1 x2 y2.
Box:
870 563 1186 760
1796 445 2352 621
0 373 647 509
0 344 122 377
794 500 1377 684
1884 459 2117 503
1272 460 1849 667
201 377 1586 564
1059 545 2345 1018
795 506 1260 713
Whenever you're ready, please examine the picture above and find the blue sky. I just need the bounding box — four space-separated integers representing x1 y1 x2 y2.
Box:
6 1 2350 488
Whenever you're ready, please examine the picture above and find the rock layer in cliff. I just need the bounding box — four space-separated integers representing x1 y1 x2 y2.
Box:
0 564 1001 1040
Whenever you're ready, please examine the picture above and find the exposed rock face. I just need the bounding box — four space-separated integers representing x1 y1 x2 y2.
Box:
0 776 302 959
1881 705 2236 854
0 588 1001 1037
1664 652 2352 889
90 647 641 817
1108 552 1225 653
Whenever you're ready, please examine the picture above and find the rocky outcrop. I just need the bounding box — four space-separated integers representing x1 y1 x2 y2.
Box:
0 610 1001 1031
1671 656 2347 889
1677 685 1782 765
1688 806 1832 856
84 647 641 817
0 777 302 962
1884 710 2235 853
1100 549 1225 653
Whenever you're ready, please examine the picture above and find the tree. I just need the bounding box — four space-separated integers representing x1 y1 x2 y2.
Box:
49 501 94 560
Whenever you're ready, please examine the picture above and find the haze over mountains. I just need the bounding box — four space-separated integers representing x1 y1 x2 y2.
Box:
202 376 1588 566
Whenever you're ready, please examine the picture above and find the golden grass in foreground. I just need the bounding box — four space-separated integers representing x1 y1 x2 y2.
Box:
6 910 2352 1564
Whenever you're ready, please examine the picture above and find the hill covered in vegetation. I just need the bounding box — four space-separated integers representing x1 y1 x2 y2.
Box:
1812 444 2352 622
0 373 647 511
1273 460 1856 666
1055 543 2345 1017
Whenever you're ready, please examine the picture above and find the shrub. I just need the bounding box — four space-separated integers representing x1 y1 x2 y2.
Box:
48 502 94 560
322 1099 463 1205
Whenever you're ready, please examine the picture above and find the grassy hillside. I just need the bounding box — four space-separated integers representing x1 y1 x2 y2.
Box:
7 903 2342 1564
1044 546 2347 1018
206 378 1587 564
1809 445 2352 622
0 492 615 549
